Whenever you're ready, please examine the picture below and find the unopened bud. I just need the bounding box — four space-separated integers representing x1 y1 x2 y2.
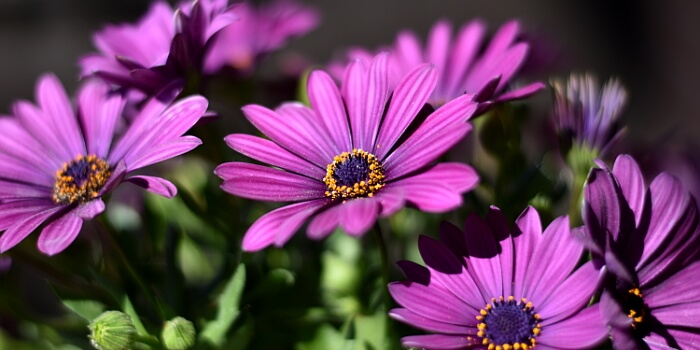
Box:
88 311 136 350
162 316 196 350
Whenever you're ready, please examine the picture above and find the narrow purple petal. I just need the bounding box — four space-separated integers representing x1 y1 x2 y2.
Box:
13 101 72 163
388 281 475 326
645 328 700 349
583 167 621 242
512 206 542 299
394 31 424 77
306 204 341 240
0 181 51 200
645 261 700 308
242 199 326 251
611 154 646 226
400 162 479 193
77 80 125 158
375 64 438 159
373 186 406 217
396 260 430 285
0 206 63 253
0 153 54 186
341 58 369 149
0 199 56 231
216 162 325 202
523 216 584 302
37 211 84 255
358 52 389 150
443 20 485 96
37 74 86 157
493 82 546 103
0 118 60 175
307 70 351 152
224 134 323 179
401 334 480 349
74 199 106 219
389 308 473 335
426 20 452 96
275 102 339 162
646 302 700 329
126 176 177 198
127 136 202 170
388 177 462 213
536 306 608 349
439 221 468 259
538 263 604 325
462 213 503 299
337 198 379 236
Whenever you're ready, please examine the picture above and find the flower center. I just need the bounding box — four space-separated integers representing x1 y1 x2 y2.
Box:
476 296 541 349
625 287 649 330
323 149 385 200
53 155 112 205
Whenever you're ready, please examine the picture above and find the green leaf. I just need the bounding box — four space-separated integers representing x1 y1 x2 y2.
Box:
295 324 351 350
61 299 106 321
200 263 246 347
353 312 386 350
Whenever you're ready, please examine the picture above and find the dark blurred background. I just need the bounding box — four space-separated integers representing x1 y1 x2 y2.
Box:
1 0 698 150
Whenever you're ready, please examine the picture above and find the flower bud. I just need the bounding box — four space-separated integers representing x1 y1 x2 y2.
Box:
162 316 196 350
88 311 136 350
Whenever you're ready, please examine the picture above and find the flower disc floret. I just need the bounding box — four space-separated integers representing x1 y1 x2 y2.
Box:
476 296 541 349
53 155 111 205
323 149 385 200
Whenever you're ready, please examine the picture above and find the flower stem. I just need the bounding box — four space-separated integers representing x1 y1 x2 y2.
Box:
372 221 395 348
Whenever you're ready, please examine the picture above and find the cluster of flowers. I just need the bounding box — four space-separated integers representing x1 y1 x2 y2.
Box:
1 0 698 349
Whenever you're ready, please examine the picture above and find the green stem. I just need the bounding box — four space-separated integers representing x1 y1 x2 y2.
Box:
372 222 395 348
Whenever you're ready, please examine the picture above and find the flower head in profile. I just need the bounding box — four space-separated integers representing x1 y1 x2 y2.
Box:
204 0 320 73
582 154 700 348
79 0 237 96
0 74 208 255
389 206 607 349
329 19 544 112
215 52 479 251
552 73 627 156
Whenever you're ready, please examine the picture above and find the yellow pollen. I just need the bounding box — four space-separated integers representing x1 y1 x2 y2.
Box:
323 149 385 200
626 287 648 329
52 155 111 205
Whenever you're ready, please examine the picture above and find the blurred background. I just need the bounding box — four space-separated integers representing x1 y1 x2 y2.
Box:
0 0 698 153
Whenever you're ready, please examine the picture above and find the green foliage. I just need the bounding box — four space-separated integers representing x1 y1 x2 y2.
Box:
199 263 246 347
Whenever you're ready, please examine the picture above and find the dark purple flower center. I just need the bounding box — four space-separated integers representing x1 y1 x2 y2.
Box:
476 296 541 349
624 287 650 331
53 155 112 205
323 149 385 200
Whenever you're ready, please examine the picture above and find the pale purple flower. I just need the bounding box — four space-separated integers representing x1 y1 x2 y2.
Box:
79 0 237 96
215 53 479 251
204 0 320 73
552 73 627 154
582 154 700 348
389 206 608 349
0 74 208 255
329 19 545 112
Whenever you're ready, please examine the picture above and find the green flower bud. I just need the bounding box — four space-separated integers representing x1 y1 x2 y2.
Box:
162 316 196 350
88 311 136 350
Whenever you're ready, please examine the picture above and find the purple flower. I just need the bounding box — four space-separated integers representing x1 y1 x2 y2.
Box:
582 154 700 349
204 0 320 73
79 0 237 96
389 206 608 349
215 53 479 252
329 19 544 112
552 73 627 155
0 74 208 255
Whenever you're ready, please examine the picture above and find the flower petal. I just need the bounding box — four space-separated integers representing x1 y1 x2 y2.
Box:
307 70 351 152
536 306 608 349
337 198 379 236
77 79 125 158
401 334 480 349
224 134 324 179
242 199 326 251
217 162 325 202
389 308 473 335
126 176 177 198
0 206 63 253
512 206 542 299
127 136 202 170
388 281 475 326
462 213 503 299
37 211 84 255
36 74 86 158
538 263 605 325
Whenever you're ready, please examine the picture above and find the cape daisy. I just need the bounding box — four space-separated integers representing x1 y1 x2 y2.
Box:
215 52 479 251
0 74 208 255
389 206 608 349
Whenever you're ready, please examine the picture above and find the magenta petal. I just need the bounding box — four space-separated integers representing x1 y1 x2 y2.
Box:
275 102 339 162
538 263 604 325
389 308 473 335
216 162 324 202
74 199 106 219
645 261 700 308
494 82 546 103
0 199 56 231
224 134 323 179
358 52 389 150
401 334 480 349
127 136 202 170
388 281 474 325
13 101 72 163
443 20 485 96
0 206 63 253
77 79 125 158
126 176 177 198
337 198 379 236
403 162 479 193
373 185 406 217
584 167 621 241
375 64 438 159
512 206 542 299
37 211 84 255
389 177 462 213
341 58 369 149
462 213 503 299
536 306 608 349
307 70 351 152
242 200 325 251
36 74 86 158
306 204 342 240
651 298 700 328
396 260 430 285
611 154 646 226
0 118 60 175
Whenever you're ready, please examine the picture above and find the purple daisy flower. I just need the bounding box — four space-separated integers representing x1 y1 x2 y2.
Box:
329 19 544 112
215 52 479 252
582 154 700 349
79 0 237 96
551 73 627 155
0 74 208 255
388 206 608 349
204 0 320 73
